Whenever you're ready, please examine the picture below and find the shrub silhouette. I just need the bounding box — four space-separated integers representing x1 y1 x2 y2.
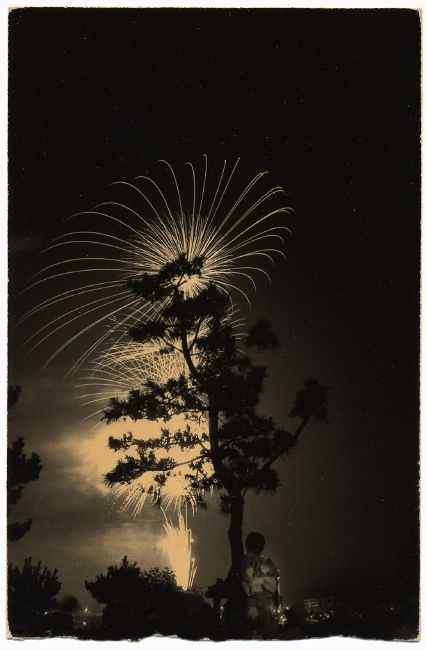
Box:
85 556 215 639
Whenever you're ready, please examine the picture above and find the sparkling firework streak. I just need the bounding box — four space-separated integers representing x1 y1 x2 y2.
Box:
158 507 197 591
19 157 291 375
76 341 188 417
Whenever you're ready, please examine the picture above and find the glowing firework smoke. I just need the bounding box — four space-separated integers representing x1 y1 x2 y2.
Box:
20 157 290 374
158 507 197 591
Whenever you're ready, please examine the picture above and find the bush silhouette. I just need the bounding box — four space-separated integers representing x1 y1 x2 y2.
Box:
85 556 215 639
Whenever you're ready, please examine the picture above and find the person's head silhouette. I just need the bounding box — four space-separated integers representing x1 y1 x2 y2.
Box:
245 532 265 555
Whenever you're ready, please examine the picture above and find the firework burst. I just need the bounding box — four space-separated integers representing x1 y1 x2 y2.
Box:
19 157 291 375
76 340 188 418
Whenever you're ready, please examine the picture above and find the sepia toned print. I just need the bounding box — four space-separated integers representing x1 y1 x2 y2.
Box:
8 8 419 641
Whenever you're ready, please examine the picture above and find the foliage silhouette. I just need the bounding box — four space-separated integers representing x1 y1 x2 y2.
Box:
8 557 61 637
103 256 329 566
85 556 215 639
7 387 43 541
8 385 21 410
85 556 176 606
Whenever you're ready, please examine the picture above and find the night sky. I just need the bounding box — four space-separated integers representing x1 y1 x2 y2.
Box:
8 8 420 612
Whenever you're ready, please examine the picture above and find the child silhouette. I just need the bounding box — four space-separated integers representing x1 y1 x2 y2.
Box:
241 532 278 639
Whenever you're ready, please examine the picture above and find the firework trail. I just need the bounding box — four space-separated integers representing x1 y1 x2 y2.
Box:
158 506 197 591
19 157 291 375
76 340 188 417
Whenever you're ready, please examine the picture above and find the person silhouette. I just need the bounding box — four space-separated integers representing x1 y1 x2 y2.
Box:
241 531 279 639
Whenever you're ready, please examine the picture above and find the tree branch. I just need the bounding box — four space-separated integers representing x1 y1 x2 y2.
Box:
256 416 311 476
188 315 204 352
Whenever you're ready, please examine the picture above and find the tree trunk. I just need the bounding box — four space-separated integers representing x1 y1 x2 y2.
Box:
207 401 244 567
228 492 244 567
